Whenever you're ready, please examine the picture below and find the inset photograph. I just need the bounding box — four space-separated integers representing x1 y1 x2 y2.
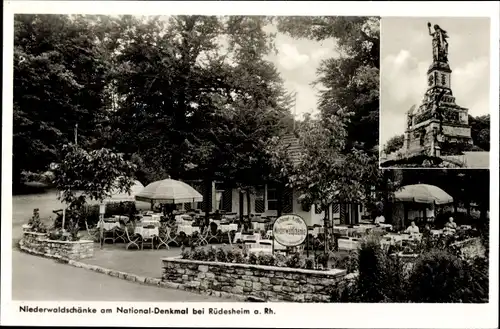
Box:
380 17 490 168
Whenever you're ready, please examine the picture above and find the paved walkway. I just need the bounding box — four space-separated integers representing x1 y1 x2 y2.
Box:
83 243 184 279
12 250 229 301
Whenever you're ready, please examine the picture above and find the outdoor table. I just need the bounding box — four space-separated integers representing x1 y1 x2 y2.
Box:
332 226 347 236
337 237 360 251
98 221 121 231
233 232 261 244
210 219 222 226
141 219 161 227
431 229 443 236
311 227 325 237
178 225 200 236
134 226 159 239
113 215 129 222
252 222 267 231
377 224 393 230
259 239 287 251
219 223 238 233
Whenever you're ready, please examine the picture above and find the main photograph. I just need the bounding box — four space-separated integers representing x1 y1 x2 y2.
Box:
13 15 489 303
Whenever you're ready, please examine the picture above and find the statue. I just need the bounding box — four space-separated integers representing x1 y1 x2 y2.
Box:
428 22 449 63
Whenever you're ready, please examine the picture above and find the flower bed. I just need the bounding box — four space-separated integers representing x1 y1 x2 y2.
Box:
20 231 94 260
162 257 348 302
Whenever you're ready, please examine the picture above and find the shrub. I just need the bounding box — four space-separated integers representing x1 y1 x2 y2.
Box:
304 258 314 269
248 252 258 265
28 208 47 233
215 248 228 262
258 253 275 266
332 251 358 273
191 247 207 261
206 246 217 261
356 238 408 302
408 249 487 302
285 252 304 269
232 249 245 264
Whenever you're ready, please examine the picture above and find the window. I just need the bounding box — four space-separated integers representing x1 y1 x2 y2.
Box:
255 186 265 213
267 185 278 211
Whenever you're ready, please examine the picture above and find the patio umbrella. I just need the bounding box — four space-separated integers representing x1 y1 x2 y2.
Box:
394 184 453 205
135 178 203 204
103 180 145 203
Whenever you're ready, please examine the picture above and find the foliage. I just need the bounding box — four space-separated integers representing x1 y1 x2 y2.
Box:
277 16 380 152
53 143 137 206
27 208 47 233
13 14 119 186
382 134 404 155
469 114 490 151
408 249 487 302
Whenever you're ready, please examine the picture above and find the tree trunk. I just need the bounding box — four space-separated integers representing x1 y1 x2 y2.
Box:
239 190 244 224
204 178 211 227
246 188 252 226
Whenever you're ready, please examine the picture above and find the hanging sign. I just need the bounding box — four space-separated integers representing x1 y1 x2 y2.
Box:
272 214 307 247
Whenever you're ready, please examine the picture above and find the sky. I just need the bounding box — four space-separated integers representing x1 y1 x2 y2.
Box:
264 28 339 119
380 17 490 147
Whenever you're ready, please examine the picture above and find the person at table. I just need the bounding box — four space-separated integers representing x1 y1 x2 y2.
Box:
405 221 420 235
374 213 386 225
443 217 457 234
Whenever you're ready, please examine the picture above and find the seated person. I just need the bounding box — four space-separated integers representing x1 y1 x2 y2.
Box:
443 217 457 234
374 214 386 225
405 221 420 235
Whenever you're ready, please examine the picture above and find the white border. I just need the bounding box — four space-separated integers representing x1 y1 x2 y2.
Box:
2 1 499 328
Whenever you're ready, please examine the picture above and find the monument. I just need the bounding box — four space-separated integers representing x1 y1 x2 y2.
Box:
402 23 472 158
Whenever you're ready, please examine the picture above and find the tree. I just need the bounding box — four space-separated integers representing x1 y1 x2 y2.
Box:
52 144 137 208
13 15 118 187
383 134 404 155
469 114 490 151
277 16 380 153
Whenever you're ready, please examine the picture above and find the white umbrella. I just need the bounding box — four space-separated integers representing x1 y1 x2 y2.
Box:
394 184 453 205
104 180 144 203
135 179 203 204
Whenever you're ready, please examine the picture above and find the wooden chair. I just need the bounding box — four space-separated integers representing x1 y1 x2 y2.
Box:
124 224 141 250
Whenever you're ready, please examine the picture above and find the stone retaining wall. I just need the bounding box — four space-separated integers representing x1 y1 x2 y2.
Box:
20 231 94 260
162 257 348 302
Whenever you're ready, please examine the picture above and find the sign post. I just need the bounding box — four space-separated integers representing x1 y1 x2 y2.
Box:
272 214 308 254
99 203 106 249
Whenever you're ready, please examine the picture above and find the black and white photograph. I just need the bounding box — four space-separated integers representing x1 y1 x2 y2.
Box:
1 2 498 329
379 17 491 168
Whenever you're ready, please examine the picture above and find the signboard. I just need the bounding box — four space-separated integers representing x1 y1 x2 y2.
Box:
272 214 307 247
99 204 106 215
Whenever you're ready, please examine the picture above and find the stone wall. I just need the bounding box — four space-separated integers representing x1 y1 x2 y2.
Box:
162 257 348 302
20 231 94 260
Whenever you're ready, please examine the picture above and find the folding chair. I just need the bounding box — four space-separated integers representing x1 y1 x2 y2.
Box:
157 223 171 250
207 222 221 243
85 220 100 242
113 222 127 243
195 227 209 246
141 224 156 250
165 224 179 246
102 227 116 244
125 225 142 250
